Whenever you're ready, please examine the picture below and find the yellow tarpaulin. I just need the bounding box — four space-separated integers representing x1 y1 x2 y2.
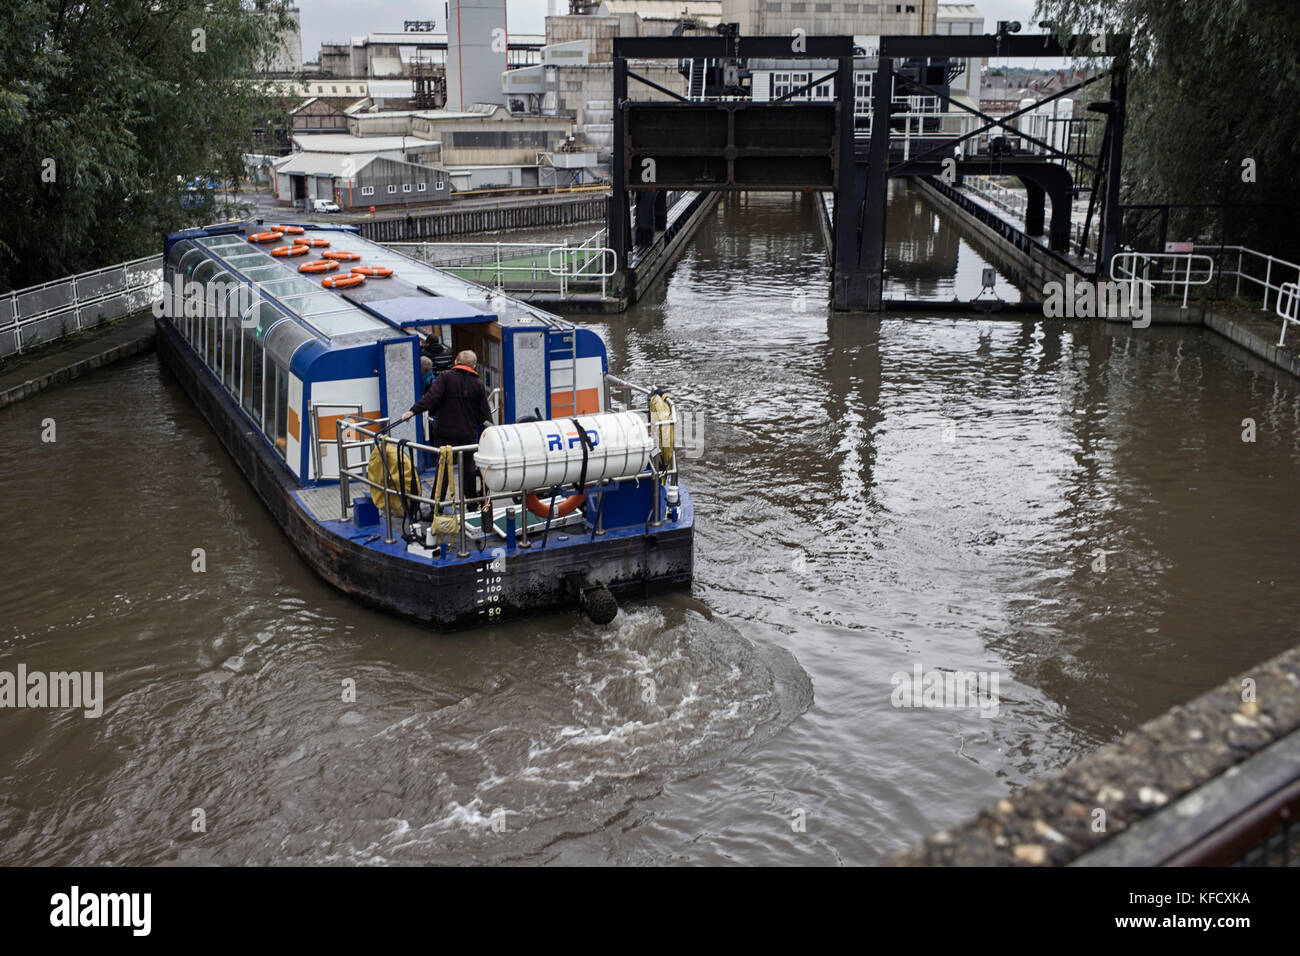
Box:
366 443 422 513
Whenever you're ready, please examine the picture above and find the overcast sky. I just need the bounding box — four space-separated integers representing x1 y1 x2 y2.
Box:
295 0 1046 62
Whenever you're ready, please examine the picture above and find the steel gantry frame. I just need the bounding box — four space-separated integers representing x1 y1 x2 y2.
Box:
609 31 1128 311
610 32 855 303
856 32 1130 310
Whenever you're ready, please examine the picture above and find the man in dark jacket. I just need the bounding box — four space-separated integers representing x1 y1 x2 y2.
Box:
401 350 492 506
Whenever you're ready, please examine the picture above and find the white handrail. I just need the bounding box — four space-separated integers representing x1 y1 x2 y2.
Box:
1276 282 1300 346
1191 244 1300 315
1111 251 1215 309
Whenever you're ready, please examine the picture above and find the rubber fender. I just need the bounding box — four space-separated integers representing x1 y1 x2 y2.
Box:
581 585 618 625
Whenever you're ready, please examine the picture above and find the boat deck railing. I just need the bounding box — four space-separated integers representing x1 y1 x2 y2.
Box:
334 390 683 558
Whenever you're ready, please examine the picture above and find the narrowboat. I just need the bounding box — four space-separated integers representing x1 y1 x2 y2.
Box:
155 220 692 628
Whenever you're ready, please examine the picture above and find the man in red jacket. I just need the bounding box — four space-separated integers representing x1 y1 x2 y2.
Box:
401 350 492 507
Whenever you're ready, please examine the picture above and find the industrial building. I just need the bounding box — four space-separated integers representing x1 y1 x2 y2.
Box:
315 29 543 78
263 1 990 202
288 132 441 167
271 103 582 202
258 2 304 75
290 98 351 135
408 105 572 167
743 2 985 145
721 0 935 35
446 0 508 111
272 153 451 210
503 6 721 154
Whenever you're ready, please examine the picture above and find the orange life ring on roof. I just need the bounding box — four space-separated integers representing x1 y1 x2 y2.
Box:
322 273 366 290
525 492 586 520
322 250 361 262
273 225 305 234
295 237 330 247
299 259 339 274
248 231 284 243
271 244 309 257
350 266 393 277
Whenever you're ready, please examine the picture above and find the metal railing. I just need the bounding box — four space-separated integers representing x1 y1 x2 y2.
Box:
962 175 1028 218
1111 251 1215 309
1 255 163 358
1276 282 1299 346
384 230 616 297
309 401 363 480
1193 244 1300 318
336 386 683 560
961 175 1096 258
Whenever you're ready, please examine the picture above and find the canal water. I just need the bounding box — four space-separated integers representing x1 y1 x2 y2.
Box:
4 185 1300 865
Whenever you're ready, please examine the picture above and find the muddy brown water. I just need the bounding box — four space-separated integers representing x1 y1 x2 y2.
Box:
3 186 1300 865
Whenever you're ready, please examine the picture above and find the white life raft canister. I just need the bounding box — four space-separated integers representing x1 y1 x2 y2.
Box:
476 411 655 495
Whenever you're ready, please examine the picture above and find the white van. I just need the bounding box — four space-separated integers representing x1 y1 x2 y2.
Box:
311 199 340 213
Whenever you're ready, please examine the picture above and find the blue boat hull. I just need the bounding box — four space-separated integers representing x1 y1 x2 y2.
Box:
155 316 694 629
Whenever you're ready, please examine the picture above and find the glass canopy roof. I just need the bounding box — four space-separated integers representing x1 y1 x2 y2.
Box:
198 234 390 339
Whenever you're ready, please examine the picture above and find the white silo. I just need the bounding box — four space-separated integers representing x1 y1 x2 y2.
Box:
446 0 508 111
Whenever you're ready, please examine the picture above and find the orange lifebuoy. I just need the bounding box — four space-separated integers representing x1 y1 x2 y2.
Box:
273 225 305 235
350 266 393 277
525 492 586 519
271 244 309 257
322 250 361 262
322 273 365 290
248 231 284 243
295 237 330 247
299 259 339 274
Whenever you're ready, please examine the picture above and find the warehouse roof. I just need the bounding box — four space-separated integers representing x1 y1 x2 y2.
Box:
289 133 434 154
274 153 380 177
275 152 449 180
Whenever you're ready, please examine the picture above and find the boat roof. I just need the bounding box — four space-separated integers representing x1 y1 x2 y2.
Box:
170 222 564 352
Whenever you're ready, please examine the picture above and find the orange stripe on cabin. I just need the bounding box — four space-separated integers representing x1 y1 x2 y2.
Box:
288 407 300 441
550 387 600 418
318 410 381 443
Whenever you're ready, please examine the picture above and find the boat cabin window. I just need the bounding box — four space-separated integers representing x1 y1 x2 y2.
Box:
178 246 205 273
202 234 246 249
240 302 280 428
170 241 313 464
218 251 265 268
262 319 314 462
209 269 234 380
280 292 353 320
167 239 196 269
270 364 289 460
221 283 241 392
240 265 283 283
192 261 218 362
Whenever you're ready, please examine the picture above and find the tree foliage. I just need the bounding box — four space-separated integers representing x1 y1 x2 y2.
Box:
0 1 293 291
1036 0 1300 257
